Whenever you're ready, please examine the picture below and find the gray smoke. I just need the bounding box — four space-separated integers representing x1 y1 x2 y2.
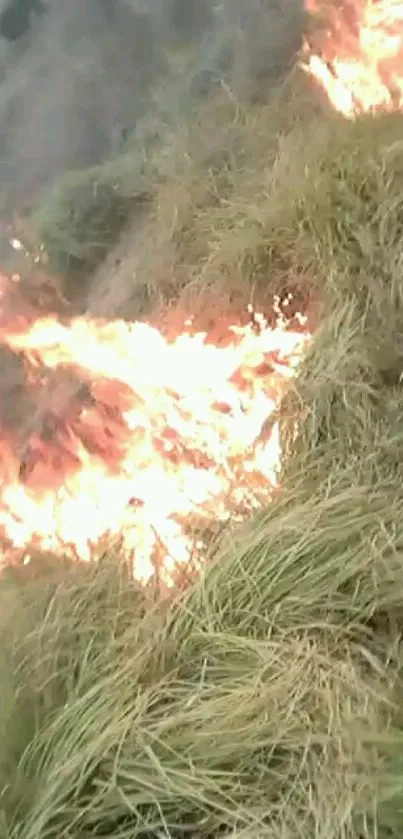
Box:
0 0 166 211
0 0 304 214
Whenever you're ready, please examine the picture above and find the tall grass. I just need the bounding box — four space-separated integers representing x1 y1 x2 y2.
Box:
3 73 403 839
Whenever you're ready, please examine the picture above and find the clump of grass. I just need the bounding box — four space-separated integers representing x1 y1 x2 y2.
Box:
120 74 403 324
0 551 165 834
98 68 334 321
34 157 152 304
267 111 403 492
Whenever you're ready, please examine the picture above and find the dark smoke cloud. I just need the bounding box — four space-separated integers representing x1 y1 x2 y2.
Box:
0 0 304 214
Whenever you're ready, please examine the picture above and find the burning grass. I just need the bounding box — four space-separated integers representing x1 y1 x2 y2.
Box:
3 20 403 839
0 298 309 583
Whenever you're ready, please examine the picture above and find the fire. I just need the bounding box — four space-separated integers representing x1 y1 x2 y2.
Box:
2 1 401 586
304 0 403 116
0 292 309 585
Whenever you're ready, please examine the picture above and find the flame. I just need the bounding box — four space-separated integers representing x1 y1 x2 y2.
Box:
304 0 403 116
0 287 310 585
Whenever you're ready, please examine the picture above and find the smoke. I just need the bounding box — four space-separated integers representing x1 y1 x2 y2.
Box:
0 0 164 211
0 0 304 215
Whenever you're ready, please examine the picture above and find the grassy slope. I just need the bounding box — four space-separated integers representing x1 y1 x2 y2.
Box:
3 71 403 839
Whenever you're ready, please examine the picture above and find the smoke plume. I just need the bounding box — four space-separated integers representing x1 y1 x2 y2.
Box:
0 0 304 214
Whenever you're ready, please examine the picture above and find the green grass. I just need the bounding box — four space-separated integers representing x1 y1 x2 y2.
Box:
4 63 403 839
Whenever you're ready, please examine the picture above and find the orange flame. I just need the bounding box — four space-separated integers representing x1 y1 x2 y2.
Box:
0 286 310 585
304 0 403 116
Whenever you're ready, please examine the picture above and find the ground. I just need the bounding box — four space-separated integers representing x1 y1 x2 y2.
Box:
2 7 403 839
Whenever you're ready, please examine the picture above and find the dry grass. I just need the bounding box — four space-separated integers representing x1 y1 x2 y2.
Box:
88 68 334 320
3 55 403 839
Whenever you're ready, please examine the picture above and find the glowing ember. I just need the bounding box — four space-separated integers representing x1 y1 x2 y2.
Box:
0 299 309 585
304 0 403 116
